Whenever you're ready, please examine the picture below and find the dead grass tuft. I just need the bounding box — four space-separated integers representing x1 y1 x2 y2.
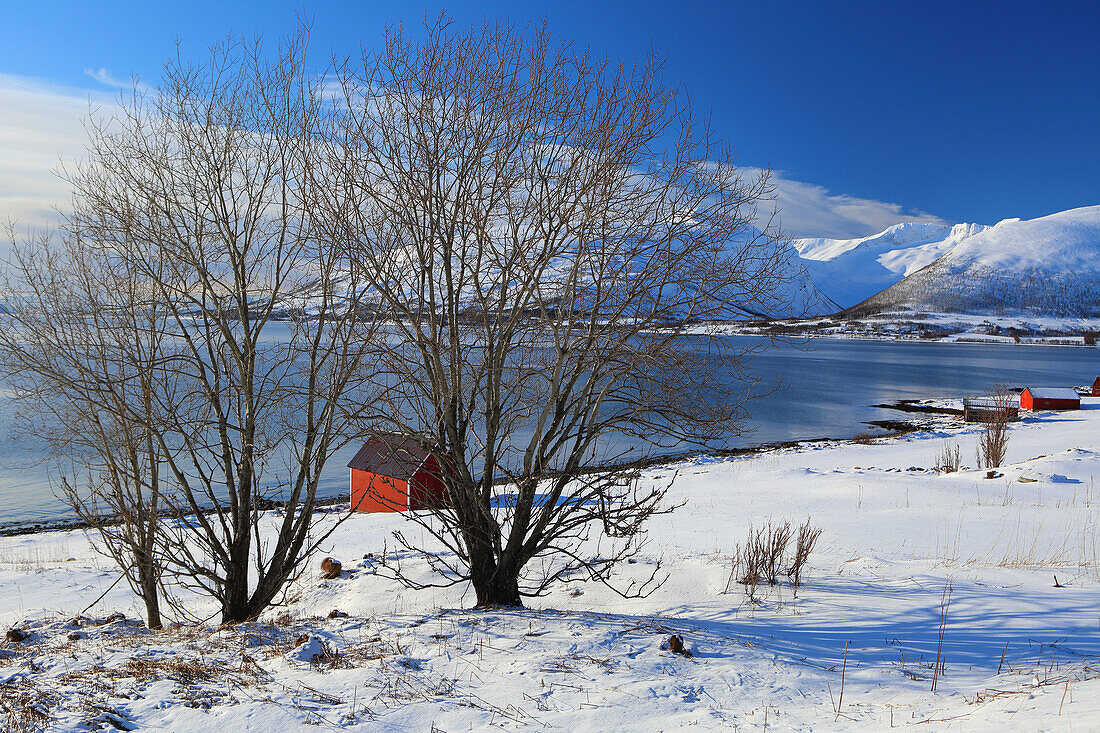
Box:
0 680 57 732
934 442 961 474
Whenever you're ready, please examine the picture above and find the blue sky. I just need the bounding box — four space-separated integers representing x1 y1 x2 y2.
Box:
1 1 1097 237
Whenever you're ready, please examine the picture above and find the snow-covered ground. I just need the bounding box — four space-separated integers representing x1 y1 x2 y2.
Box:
3 401 1100 730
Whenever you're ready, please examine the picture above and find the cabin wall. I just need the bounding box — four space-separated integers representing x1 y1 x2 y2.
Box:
351 470 409 513
409 456 449 510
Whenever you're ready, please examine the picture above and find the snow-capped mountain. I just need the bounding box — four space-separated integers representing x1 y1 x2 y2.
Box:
790 221 990 309
854 205 1100 317
275 206 1098 322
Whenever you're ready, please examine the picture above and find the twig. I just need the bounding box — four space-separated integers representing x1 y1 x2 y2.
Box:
79 563 134 617
931 582 952 693
834 640 849 721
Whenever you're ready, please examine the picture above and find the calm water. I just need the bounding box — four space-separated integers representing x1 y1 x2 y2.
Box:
1 337 1096 527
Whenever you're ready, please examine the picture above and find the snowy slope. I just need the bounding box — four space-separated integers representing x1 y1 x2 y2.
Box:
857 205 1100 317
791 221 989 308
3 400 1100 730
277 206 1099 321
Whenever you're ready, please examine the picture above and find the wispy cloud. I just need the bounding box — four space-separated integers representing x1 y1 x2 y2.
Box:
0 74 117 242
0 72 952 255
84 66 134 90
750 168 949 240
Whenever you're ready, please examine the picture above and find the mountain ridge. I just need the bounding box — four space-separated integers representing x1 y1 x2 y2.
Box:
851 205 1100 318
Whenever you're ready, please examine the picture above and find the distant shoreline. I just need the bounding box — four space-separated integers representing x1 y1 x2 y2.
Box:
0 401 941 538
703 327 1098 348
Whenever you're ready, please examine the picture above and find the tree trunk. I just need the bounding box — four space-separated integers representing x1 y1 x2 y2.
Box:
222 561 251 623
471 558 523 608
136 554 162 630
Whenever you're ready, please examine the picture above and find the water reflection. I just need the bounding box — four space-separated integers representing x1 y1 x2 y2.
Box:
1 336 1096 526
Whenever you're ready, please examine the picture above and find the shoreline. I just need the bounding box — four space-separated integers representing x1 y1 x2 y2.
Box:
703 327 1099 347
0 402 944 538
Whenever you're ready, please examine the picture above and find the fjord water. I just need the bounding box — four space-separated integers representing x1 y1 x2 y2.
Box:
1 337 1096 527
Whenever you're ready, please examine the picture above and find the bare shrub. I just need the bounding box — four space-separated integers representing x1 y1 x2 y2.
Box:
761 521 793 585
977 385 1014 469
727 519 822 599
731 541 761 599
787 520 823 589
851 432 875 445
734 521 789 589
934 442 961 474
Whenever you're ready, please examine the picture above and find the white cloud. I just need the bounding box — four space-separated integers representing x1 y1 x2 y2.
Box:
748 168 948 240
84 67 150 93
0 75 120 241
0 72 950 254
85 67 126 88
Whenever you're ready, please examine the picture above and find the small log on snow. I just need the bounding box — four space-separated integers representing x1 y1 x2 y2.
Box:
321 557 343 579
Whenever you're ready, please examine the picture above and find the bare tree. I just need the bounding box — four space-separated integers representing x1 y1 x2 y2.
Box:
315 18 792 607
1 30 380 623
976 384 1014 470
0 229 171 628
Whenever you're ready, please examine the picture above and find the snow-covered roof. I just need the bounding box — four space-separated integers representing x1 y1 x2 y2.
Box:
1024 387 1080 400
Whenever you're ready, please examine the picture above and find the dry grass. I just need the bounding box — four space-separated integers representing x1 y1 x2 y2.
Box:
0 680 57 733
0 611 455 729
0 544 74 573
934 442 961 474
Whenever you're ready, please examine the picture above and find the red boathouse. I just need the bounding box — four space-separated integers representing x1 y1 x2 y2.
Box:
1019 387 1081 411
1092 377 1100 397
348 435 448 513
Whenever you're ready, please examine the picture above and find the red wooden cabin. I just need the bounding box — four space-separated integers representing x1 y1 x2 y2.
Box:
1019 387 1081 411
1092 377 1100 397
347 435 448 513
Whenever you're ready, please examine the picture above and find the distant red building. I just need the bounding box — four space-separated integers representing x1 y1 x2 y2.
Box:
1020 387 1081 411
1093 377 1100 397
347 435 448 513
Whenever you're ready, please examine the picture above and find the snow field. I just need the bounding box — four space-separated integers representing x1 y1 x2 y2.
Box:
1 401 1099 730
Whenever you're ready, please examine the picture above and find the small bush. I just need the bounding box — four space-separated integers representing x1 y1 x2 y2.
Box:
934 442 961 474
787 520 823 589
727 519 822 599
851 432 875 445
976 385 1014 469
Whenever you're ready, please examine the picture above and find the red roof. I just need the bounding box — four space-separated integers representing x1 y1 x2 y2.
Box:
347 435 432 478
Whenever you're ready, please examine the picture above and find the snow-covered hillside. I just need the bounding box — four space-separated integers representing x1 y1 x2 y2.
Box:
275 233 840 321
857 206 1100 317
791 221 989 309
276 206 1099 322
